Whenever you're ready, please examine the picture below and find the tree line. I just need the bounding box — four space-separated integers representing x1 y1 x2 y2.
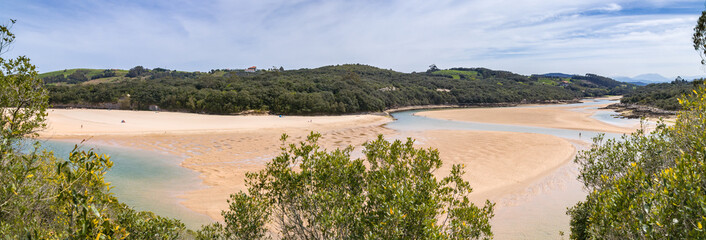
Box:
620 77 701 110
45 64 633 115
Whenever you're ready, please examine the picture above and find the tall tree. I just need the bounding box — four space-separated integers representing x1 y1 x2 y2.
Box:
694 9 706 64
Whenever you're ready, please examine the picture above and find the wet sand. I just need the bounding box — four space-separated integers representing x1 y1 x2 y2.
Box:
418 130 575 201
38 105 608 228
415 102 638 134
40 109 394 220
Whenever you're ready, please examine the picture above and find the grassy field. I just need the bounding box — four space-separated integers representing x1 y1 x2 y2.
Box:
39 68 128 79
431 70 478 80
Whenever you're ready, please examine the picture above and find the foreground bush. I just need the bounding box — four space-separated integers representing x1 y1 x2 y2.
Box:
198 133 495 239
568 83 706 239
0 19 186 239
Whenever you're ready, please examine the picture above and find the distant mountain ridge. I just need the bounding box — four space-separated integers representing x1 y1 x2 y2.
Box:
625 81 649 86
535 73 576 78
612 73 706 84
534 72 703 85
613 74 670 84
681 75 706 81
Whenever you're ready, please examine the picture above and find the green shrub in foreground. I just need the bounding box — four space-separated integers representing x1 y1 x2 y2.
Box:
0 19 186 239
198 133 495 240
568 83 706 239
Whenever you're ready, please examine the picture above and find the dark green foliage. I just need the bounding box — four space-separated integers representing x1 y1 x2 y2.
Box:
567 83 706 239
694 10 706 64
126 66 150 78
43 73 68 84
112 204 187 240
91 69 116 80
572 74 624 89
197 133 495 239
46 64 628 115
67 69 88 82
621 78 696 110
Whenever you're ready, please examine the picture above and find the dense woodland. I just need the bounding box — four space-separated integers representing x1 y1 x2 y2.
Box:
44 65 633 115
620 77 701 110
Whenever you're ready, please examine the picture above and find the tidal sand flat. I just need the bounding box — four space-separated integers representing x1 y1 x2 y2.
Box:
388 99 643 239
40 109 394 220
415 101 638 134
42 108 391 136
39 100 635 238
419 130 575 199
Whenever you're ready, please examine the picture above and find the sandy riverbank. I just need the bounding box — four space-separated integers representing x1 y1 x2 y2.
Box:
38 105 607 225
42 109 392 137
415 101 638 134
40 109 395 220
417 130 575 201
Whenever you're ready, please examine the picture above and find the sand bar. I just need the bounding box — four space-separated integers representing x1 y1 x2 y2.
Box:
40 109 395 220
42 109 391 137
415 102 637 133
417 130 575 201
38 103 609 224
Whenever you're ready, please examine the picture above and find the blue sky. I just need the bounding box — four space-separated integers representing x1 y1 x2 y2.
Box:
1 0 705 78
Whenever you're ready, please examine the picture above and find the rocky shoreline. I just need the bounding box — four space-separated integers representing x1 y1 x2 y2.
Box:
602 103 677 119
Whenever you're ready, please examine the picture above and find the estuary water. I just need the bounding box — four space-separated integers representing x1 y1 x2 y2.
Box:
38 139 212 229
387 98 638 141
38 98 639 237
386 99 640 239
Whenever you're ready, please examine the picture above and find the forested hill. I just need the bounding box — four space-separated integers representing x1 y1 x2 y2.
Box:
620 78 701 110
44 64 633 115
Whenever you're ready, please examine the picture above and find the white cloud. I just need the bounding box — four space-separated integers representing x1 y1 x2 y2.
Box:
597 3 623 12
1 0 704 77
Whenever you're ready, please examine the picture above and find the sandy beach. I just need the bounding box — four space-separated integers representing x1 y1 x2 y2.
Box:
38 102 629 225
41 109 395 220
415 102 638 134
417 130 575 201
43 109 392 137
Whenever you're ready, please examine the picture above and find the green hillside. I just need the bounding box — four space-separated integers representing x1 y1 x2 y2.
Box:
620 78 701 110
40 68 128 84
44 64 634 115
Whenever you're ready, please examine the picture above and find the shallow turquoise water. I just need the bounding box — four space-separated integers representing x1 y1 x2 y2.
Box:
38 139 213 229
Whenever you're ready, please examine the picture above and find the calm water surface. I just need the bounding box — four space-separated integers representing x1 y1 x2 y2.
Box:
39 139 212 229
38 99 637 236
388 100 637 140
387 99 640 239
